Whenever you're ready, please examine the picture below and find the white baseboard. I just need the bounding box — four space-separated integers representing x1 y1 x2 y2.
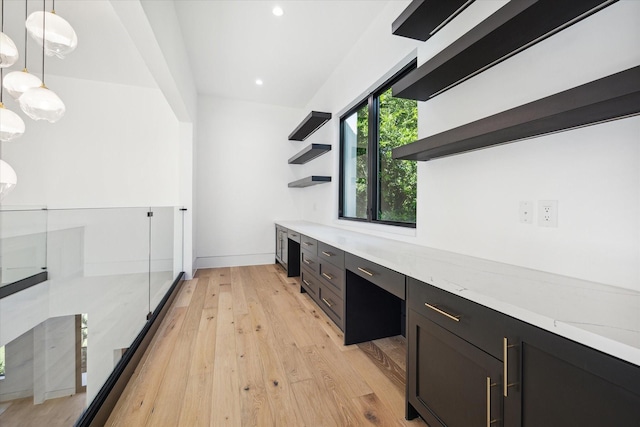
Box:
196 253 274 269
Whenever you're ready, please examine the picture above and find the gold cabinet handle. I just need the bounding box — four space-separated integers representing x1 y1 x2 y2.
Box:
487 377 498 426
303 242 313 246
425 303 461 322
321 297 333 307
321 251 333 257
503 337 518 397
302 279 311 287
357 267 374 276
303 259 312 265
321 272 333 280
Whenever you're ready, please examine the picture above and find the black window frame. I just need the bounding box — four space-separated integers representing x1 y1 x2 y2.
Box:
338 59 418 228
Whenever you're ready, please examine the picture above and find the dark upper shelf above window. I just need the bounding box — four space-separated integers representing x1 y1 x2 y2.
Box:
392 66 640 161
288 176 332 188
392 0 474 42
288 144 332 165
288 111 332 141
392 0 616 101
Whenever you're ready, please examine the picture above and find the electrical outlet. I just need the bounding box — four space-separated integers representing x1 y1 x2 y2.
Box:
519 201 533 224
538 200 558 227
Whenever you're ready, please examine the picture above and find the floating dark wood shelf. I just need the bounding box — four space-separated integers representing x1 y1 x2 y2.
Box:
392 0 615 101
288 176 332 188
393 66 640 161
288 144 332 164
288 111 332 141
392 0 474 41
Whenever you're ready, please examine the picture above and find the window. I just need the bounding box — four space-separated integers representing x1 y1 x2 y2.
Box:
339 61 418 227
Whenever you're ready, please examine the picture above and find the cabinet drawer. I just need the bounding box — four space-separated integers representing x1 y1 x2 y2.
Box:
287 230 301 243
318 242 344 269
345 253 405 300
300 267 319 297
301 250 318 273
319 283 343 330
319 261 344 292
300 235 317 253
408 277 505 360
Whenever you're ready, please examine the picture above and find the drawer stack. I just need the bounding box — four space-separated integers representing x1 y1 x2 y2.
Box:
299 235 345 330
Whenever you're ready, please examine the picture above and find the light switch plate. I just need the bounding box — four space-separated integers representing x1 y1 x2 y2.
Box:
519 201 533 224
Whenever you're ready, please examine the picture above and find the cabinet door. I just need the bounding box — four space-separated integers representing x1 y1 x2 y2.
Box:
408 309 503 427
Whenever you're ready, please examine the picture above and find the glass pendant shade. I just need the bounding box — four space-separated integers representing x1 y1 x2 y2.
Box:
0 159 17 200
26 11 77 59
0 32 19 67
3 70 42 99
18 85 65 123
0 104 26 141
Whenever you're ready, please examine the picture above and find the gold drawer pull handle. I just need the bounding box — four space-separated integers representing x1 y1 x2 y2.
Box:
303 242 313 246
302 279 311 287
357 267 374 276
425 303 461 322
503 337 519 397
321 251 333 257
303 259 312 265
321 272 333 280
321 297 333 308
486 377 499 426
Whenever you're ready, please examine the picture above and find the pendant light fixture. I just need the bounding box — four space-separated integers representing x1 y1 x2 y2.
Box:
4 0 42 99
19 0 65 123
0 0 25 141
25 0 76 59
0 0 18 69
0 158 17 199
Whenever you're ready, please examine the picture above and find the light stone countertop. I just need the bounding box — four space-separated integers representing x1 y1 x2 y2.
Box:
276 220 640 366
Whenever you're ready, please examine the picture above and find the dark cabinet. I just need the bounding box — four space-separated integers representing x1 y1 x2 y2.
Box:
407 277 640 427
503 321 640 427
274 225 300 277
408 310 503 427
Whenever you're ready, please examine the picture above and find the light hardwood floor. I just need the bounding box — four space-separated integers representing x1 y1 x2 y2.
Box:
0 393 86 427
106 265 426 427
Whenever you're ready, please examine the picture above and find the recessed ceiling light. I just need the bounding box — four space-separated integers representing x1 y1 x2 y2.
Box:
255 79 263 86
272 6 284 17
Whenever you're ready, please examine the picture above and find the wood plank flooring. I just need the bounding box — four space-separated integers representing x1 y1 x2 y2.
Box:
107 265 426 427
0 393 86 427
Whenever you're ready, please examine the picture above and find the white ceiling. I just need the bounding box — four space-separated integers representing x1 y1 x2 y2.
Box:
173 0 391 109
1 0 394 111
2 0 157 90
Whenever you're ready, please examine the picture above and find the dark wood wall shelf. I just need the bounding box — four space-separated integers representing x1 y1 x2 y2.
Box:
392 0 616 101
392 0 474 41
288 111 332 141
288 144 332 164
393 66 640 161
288 176 332 188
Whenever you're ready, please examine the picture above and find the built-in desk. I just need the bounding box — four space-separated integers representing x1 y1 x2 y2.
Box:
276 220 640 366
276 220 640 425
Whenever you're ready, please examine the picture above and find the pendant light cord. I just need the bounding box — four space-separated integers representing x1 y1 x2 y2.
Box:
1 0 5 104
24 0 28 70
41 0 45 86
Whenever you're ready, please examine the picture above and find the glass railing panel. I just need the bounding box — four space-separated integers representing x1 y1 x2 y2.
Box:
0 206 47 287
148 206 179 312
0 206 184 426
45 207 151 406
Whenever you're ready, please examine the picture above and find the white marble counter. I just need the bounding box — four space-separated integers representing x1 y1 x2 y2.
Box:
276 220 640 366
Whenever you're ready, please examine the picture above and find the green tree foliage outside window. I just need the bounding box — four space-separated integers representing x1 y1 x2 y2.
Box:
378 88 417 223
341 70 417 225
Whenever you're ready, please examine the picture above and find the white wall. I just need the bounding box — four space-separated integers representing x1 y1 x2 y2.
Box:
295 1 640 291
195 96 304 268
0 329 34 402
1 76 180 209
